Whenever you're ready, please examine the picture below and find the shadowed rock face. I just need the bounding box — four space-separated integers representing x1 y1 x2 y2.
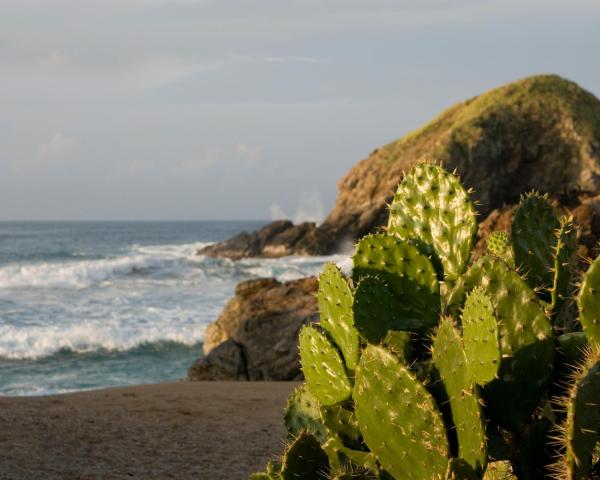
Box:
200 75 600 259
187 277 318 381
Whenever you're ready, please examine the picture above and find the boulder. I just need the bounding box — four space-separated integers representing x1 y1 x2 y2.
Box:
188 277 318 382
199 75 600 259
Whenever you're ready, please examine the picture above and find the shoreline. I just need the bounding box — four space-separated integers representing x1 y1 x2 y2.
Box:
0 380 298 480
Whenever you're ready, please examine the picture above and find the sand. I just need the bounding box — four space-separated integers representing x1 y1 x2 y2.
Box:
0 381 299 480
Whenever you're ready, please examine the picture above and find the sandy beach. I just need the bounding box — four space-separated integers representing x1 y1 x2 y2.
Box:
0 381 298 480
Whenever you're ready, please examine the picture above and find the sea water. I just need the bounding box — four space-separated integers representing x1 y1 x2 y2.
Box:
0 221 344 396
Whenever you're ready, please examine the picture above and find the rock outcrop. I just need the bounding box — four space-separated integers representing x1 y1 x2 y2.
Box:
187 277 318 381
200 75 600 259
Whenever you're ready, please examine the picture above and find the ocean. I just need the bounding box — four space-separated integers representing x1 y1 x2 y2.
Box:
0 221 343 396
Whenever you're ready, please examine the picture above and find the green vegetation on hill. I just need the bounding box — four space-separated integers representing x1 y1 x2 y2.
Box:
379 74 600 167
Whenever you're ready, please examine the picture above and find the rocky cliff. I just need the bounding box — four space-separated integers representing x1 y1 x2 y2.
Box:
200 74 600 258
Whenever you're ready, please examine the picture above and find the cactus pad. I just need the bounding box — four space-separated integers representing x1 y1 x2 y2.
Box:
511 192 560 295
281 432 330 480
383 330 412 363
318 263 360 370
577 255 600 345
387 163 477 281
433 318 487 473
461 287 501 385
353 276 402 343
353 233 440 330
558 346 600 479
354 345 449 479
322 435 381 478
284 384 327 443
447 256 555 427
550 217 577 315
486 231 510 256
321 404 362 450
299 325 352 406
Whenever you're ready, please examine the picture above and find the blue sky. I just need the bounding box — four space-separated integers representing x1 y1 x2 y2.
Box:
1 0 599 220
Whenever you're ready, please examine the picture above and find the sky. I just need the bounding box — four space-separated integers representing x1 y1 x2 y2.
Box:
1 0 600 221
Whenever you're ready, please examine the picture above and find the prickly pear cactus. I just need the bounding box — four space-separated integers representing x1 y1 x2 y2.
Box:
487 231 511 258
447 256 555 428
281 432 330 480
387 163 477 281
433 318 486 473
353 234 440 330
511 192 560 294
354 345 449 480
353 276 402 343
318 263 360 370
553 346 600 479
550 217 578 316
284 384 327 443
577 255 600 345
299 325 352 406
461 287 501 385
255 162 600 480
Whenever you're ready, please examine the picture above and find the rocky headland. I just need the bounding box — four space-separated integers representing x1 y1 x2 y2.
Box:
190 74 600 381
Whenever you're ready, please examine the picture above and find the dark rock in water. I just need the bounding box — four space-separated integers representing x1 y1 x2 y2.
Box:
199 220 329 259
187 277 318 381
187 339 248 381
199 75 600 259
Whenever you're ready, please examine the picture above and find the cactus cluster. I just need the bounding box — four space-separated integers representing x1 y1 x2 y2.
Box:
251 163 600 480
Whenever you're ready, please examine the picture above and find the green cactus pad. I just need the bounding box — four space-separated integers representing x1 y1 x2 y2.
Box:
321 404 362 450
447 256 555 428
353 276 403 343
322 435 381 478
462 287 501 385
387 163 477 281
433 318 487 473
299 325 352 406
383 330 412 363
559 346 600 479
482 461 516 479
577 255 600 345
550 217 578 315
281 432 330 480
511 192 560 296
354 345 449 479
284 384 327 443
353 234 440 331
446 458 479 480
487 231 511 258
318 263 360 370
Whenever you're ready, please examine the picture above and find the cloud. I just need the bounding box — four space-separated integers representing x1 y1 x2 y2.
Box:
174 150 220 172
42 49 72 68
235 144 260 167
263 56 328 65
37 133 75 157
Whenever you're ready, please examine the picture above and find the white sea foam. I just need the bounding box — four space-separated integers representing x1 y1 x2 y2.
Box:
0 317 207 360
0 242 210 289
